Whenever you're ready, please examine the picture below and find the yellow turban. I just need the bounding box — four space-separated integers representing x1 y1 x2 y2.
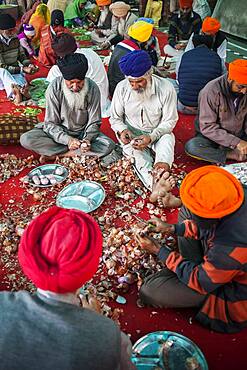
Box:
128 20 153 43
228 59 247 85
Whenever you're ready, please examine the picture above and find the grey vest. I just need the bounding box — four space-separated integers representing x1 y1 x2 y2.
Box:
0 291 121 370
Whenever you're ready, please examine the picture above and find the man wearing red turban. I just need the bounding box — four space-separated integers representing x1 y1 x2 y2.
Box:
136 165 247 334
0 207 135 370
185 58 247 164
164 0 202 59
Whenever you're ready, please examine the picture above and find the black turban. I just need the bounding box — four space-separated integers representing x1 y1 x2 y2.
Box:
57 53 88 81
193 34 214 49
52 33 77 57
51 9 64 27
0 14 16 30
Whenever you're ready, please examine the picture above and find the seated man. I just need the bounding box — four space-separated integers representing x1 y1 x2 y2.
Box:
136 166 247 333
47 33 111 117
164 0 201 59
101 1 138 48
185 59 247 164
0 14 37 104
21 53 116 162
107 19 156 97
110 50 180 208
91 0 118 45
0 206 135 369
185 16 227 62
174 34 222 115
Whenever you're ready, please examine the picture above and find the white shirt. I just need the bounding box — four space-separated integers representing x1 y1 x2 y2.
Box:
110 75 178 143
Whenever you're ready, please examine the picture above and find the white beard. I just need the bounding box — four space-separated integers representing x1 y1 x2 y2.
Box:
131 78 153 103
62 79 89 110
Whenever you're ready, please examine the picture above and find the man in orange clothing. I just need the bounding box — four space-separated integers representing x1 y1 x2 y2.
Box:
185 59 247 164
136 166 247 333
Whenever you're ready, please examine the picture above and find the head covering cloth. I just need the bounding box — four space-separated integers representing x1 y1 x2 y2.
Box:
109 1 130 17
31 3 51 24
180 166 244 219
128 20 153 43
119 49 153 78
57 53 88 80
202 17 221 35
51 9 64 27
179 0 193 8
228 59 247 85
23 24 36 37
96 0 111 6
0 14 16 30
64 0 87 21
18 206 102 293
52 33 77 57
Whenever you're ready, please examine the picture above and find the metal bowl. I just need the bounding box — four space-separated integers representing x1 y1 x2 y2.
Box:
27 164 69 187
131 331 208 370
221 162 247 187
56 180 105 213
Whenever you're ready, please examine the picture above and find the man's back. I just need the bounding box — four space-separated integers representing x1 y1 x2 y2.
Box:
0 291 121 370
178 45 222 107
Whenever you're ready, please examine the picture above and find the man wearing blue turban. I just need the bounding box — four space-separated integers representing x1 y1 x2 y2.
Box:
110 50 180 208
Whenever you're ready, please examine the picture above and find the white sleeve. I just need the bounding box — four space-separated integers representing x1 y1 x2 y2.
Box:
149 82 178 143
217 39 227 61
184 33 194 53
109 84 128 134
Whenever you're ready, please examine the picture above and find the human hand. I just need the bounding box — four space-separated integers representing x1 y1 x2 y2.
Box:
146 217 175 234
131 135 151 150
68 137 81 150
135 232 160 255
119 129 133 144
236 140 247 155
175 43 184 50
23 66 34 74
79 294 101 313
100 40 110 49
80 139 91 153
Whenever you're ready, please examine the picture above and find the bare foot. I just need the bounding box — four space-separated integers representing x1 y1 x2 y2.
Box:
39 155 57 164
20 84 30 100
11 84 23 104
226 149 246 162
161 192 182 209
150 172 176 203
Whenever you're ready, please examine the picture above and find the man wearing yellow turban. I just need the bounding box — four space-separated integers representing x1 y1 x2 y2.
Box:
185 59 247 164
136 165 247 333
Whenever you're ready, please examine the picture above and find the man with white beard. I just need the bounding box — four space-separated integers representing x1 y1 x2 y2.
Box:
20 53 116 162
110 50 181 208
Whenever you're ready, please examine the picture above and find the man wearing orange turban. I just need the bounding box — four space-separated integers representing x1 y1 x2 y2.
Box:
135 165 247 333
184 16 227 62
185 58 247 164
0 206 135 369
91 0 116 45
164 0 202 58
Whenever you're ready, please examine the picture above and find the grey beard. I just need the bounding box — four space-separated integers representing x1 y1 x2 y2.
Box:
131 79 153 102
62 79 89 110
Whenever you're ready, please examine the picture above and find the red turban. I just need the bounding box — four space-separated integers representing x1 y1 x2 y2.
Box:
18 206 102 293
180 166 244 218
202 17 221 35
179 0 193 8
228 59 247 85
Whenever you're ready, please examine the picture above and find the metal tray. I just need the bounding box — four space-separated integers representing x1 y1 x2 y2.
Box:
28 164 69 187
56 180 105 213
221 162 247 186
131 331 208 370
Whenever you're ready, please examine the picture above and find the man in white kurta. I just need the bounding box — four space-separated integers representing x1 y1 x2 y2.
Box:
47 34 111 117
110 50 179 206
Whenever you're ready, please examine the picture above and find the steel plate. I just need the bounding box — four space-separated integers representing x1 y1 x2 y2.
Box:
27 164 69 187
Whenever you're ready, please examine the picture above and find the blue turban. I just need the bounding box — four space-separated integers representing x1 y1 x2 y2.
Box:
136 17 154 25
119 50 153 78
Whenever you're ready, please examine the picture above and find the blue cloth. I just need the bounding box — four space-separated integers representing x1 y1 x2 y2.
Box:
178 45 222 107
136 17 154 24
119 50 152 77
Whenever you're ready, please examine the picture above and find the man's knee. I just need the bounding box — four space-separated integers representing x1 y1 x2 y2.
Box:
185 137 200 156
20 131 33 150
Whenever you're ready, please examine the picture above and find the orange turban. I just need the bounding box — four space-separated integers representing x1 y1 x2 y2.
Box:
180 166 244 218
228 59 247 85
202 17 221 35
179 0 193 8
96 0 111 6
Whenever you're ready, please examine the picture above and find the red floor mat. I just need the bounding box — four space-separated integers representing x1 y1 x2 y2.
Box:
0 31 246 369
